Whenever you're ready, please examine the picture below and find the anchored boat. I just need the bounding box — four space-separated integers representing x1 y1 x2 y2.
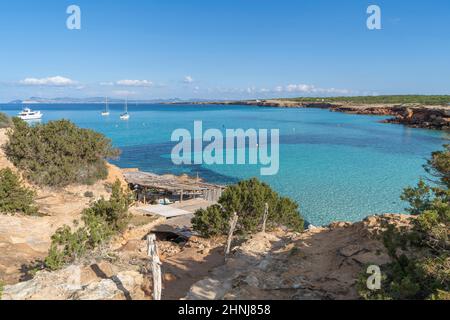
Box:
18 108 43 120
101 97 110 116
120 98 130 120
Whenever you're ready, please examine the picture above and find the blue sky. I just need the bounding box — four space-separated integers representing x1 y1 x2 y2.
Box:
0 0 449 101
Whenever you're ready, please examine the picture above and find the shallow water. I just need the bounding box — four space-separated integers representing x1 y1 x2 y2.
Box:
1 104 448 225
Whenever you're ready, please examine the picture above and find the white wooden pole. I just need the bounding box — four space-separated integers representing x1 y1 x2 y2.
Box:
262 203 269 233
225 212 239 256
147 234 162 300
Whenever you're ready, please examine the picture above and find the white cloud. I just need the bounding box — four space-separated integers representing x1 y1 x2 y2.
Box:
278 84 350 95
116 79 153 87
19 76 77 87
286 84 315 93
206 83 352 98
183 76 194 84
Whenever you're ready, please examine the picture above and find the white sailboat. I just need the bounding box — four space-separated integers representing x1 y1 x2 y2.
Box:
120 98 130 120
101 97 110 116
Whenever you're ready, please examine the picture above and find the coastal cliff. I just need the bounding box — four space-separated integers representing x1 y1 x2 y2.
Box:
330 104 450 130
189 99 450 131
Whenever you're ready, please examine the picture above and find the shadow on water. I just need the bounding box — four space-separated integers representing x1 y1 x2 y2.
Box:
110 141 240 185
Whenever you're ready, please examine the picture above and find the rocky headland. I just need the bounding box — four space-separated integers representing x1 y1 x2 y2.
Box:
187 99 450 131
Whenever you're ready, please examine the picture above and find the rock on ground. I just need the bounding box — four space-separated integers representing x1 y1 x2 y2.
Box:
2 265 145 300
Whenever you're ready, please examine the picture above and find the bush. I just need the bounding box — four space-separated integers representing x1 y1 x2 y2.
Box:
45 225 90 271
0 168 38 215
192 178 304 238
192 205 231 238
84 191 94 198
44 180 133 270
285 95 450 106
0 112 12 128
359 145 450 300
4 118 119 187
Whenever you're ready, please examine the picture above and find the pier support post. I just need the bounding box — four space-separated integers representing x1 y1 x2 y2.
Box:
147 234 162 300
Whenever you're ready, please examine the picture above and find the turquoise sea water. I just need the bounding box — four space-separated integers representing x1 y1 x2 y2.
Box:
1 104 448 226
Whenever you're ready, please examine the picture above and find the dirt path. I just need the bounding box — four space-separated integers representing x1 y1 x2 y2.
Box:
160 238 225 300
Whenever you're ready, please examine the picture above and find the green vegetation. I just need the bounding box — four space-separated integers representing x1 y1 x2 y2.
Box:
0 280 3 299
0 168 38 216
4 118 119 187
44 180 133 270
0 112 12 128
281 95 450 106
192 178 304 238
84 191 94 198
359 145 449 300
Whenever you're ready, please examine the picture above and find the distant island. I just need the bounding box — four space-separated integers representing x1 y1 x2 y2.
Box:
7 97 215 105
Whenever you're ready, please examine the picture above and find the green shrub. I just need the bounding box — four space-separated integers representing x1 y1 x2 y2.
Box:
0 168 38 215
45 225 90 271
284 95 450 106
0 280 3 299
192 205 231 238
192 178 304 238
84 191 94 198
359 145 450 300
4 118 119 187
0 112 12 128
44 180 133 270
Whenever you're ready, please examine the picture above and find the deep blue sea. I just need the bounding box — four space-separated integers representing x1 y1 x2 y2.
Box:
1 103 448 225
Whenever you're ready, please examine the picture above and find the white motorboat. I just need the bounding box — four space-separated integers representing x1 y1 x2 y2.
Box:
101 97 110 116
18 108 43 120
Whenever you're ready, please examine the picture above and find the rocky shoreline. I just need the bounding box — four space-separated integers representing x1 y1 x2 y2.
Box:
186 99 450 131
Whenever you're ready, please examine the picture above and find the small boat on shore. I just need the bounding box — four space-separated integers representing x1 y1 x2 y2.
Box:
18 108 43 120
101 97 110 116
120 98 130 120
